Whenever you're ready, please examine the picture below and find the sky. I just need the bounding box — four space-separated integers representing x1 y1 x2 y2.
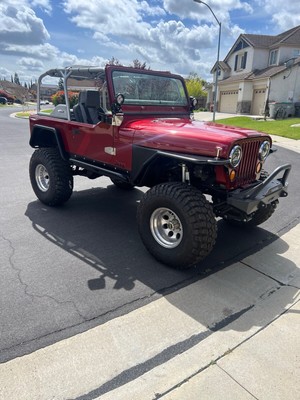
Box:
0 0 300 84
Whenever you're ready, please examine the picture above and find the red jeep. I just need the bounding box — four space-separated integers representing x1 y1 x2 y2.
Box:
29 65 291 269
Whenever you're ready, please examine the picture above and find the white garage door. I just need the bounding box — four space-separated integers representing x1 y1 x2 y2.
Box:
219 90 238 113
252 88 266 115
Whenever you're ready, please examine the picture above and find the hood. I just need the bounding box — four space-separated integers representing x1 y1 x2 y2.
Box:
123 117 269 158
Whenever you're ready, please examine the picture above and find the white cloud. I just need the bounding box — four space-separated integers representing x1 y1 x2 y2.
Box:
17 57 44 71
0 67 11 78
0 3 50 47
164 0 253 23
1 0 299 84
61 0 224 76
31 0 52 14
258 0 300 30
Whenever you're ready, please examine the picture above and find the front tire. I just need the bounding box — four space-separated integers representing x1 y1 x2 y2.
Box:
29 148 73 206
137 183 217 269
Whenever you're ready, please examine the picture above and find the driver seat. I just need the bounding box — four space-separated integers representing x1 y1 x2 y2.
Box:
73 90 101 124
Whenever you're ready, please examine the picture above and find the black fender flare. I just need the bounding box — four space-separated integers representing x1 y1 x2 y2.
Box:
29 124 67 160
131 145 229 185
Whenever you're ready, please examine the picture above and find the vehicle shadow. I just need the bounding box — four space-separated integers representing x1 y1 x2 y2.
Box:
166 233 299 333
25 183 299 333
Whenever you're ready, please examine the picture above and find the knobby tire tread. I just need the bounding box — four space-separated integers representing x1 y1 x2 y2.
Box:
137 182 217 269
30 148 73 206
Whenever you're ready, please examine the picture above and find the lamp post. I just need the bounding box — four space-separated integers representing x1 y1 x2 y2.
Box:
193 0 221 122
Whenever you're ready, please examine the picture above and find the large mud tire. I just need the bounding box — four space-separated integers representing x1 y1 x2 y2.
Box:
29 148 73 206
137 182 217 269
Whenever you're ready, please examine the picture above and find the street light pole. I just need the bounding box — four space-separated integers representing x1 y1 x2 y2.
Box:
193 0 221 122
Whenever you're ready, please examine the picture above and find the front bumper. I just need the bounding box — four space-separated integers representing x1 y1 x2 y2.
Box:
227 163 291 215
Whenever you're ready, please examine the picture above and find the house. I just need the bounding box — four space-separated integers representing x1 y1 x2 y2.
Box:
31 78 97 102
210 25 300 116
0 80 30 103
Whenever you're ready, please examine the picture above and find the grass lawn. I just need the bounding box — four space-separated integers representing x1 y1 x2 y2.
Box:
215 117 300 140
15 109 53 118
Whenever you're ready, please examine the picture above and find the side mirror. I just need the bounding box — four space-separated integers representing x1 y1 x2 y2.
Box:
111 93 125 115
111 93 125 126
190 96 197 112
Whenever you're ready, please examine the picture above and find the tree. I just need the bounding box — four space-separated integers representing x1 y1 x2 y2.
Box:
130 59 149 69
185 72 207 98
107 57 149 69
14 73 21 85
58 77 64 90
107 56 121 66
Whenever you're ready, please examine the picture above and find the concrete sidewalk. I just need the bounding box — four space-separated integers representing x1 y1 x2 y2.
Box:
0 224 299 400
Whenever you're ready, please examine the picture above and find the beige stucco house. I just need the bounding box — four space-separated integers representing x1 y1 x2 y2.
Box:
210 25 300 116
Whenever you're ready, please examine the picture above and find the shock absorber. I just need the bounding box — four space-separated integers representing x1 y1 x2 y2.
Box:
181 163 190 184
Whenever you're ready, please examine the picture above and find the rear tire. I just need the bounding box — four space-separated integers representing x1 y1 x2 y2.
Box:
137 182 217 269
29 148 73 206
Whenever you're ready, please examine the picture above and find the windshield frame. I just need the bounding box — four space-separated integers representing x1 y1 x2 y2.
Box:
110 68 189 108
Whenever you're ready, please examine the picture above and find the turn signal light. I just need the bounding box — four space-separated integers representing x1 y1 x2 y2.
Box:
256 162 262 173
229 170 236 182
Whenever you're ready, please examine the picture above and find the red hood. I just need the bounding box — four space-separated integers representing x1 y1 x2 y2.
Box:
123 117 269 158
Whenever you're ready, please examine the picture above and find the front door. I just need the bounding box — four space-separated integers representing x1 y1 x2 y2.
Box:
63 119 114 164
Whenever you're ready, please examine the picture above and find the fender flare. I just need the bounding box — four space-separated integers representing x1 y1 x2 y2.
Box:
29 124 67 160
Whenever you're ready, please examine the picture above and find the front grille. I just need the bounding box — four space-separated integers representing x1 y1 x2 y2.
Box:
234 139 264 187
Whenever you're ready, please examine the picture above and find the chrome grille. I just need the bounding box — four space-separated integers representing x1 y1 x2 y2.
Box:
234 139 262 186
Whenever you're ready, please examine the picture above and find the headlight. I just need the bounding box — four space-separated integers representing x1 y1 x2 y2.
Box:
259 140 270 161
229 145 242 167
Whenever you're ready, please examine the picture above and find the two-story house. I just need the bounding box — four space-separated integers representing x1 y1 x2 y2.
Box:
211 25 300 115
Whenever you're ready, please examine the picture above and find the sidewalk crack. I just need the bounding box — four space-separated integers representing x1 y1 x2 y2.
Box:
216 364 259 399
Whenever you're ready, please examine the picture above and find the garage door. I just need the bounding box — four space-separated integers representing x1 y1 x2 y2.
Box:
252 88 266 115
219 90 238 113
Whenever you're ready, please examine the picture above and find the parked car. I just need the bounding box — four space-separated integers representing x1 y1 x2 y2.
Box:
28 65 291 269
0 97 7 104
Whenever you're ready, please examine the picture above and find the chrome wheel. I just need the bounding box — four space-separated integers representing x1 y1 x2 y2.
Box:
150 207 183 249
35 164 50 192
137 183 217 269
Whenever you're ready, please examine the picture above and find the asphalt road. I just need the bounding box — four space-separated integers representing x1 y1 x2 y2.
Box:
1 106 299 363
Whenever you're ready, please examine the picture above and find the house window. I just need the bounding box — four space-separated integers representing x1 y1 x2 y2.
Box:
234 55 238 71
234 52 247 71
241 52 247 69
293 49 300 58
269 50 278 65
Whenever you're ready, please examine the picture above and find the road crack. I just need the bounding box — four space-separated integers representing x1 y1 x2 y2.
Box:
0 232 86 321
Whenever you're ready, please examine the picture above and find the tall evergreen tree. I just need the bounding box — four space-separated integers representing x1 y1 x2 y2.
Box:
14 73 21 85
58 77 64 90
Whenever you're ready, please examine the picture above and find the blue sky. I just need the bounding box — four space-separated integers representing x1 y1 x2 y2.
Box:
0 0 299 84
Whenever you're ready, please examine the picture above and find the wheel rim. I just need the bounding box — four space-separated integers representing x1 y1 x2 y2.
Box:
150 207 183 248
35 164 50 192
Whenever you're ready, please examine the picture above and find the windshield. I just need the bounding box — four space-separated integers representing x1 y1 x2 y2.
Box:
112 70 188 106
